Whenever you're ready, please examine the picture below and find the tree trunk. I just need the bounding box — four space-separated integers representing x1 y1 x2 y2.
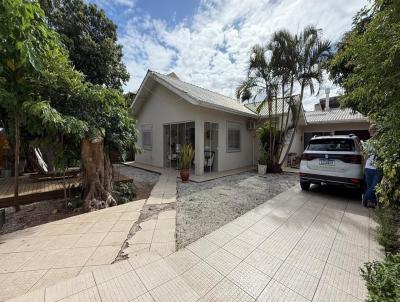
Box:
14 112 21 211
81 137 116 212
279 83 305 166
278 78 294 165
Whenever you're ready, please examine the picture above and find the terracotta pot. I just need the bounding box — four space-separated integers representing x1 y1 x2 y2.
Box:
180 169 190 182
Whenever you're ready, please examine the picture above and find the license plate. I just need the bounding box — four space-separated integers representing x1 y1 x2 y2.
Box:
319 159 335 166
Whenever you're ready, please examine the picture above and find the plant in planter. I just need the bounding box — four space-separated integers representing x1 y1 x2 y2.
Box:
180 144 194 182
256 122 282 173
258 148 268 175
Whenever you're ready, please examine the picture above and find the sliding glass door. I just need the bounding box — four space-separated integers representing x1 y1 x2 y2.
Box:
204 122 218 173
163 122 195 169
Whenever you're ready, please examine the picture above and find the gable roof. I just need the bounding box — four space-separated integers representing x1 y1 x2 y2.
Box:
131 71 366 126
304 108 367 124
131 70 257 117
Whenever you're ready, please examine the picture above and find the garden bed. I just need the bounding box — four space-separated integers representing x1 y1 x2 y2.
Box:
0 166 159 234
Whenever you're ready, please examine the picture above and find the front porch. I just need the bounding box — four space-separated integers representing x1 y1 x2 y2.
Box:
124 162 256 183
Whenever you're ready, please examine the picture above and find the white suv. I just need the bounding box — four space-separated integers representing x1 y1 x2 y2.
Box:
299 135 364 191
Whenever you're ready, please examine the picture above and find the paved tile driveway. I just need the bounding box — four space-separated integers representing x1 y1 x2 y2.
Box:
0 200 145 301
7 185 384 302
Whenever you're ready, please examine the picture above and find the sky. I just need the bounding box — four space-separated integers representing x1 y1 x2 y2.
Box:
88 0 367 110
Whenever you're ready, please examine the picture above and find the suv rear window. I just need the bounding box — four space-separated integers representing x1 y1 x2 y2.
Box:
307 138 355 152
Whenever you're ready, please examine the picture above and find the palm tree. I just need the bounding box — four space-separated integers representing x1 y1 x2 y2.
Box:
237 25 331 170
236 44 279 169
279 26 331 165
268 30 297 161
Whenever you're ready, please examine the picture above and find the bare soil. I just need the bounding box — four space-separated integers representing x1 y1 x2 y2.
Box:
0 165 159 235
176 172 298 248
0 198 84 235
115 165 160 200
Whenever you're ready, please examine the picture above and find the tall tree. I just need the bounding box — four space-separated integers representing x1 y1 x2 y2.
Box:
281 26 331 164
236 44 280 170
0 0 64 209
1 0 137 211
237 26 331 170
39 0 129 89
329 0 400 208
27 37 137 211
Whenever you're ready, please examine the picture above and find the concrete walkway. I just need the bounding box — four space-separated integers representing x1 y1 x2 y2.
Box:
146 170 177 205
6 183 384 302
124 161 256 183
0 200 145 301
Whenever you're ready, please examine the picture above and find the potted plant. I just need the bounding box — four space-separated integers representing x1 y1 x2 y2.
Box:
258 149 268 175
179 144 194 182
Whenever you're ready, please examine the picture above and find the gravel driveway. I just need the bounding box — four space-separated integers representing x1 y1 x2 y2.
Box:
176 172 298 248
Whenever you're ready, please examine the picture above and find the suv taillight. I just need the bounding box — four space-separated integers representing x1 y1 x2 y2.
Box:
301 153 320 161
341 155 362 164
301 153 310 161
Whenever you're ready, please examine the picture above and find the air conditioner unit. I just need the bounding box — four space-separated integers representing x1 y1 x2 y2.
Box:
247 119 256 130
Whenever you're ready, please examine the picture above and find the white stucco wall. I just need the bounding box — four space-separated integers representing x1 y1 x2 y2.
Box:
132 84 255 173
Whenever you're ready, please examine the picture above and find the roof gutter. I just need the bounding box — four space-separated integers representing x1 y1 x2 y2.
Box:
306 119 369 125
196 100 257 118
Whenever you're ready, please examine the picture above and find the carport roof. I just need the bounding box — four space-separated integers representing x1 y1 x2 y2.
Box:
304 108 367 124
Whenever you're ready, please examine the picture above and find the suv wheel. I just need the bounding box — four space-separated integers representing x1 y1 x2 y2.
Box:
300 182 310 191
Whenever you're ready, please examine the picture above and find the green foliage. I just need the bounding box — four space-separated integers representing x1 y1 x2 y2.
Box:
375 205 400 254
0 0 60 112
237 26 331 169
80 86 137 160
331 4 400 300
39 0 129 89
256 123 281 165
1 0 137 173
180 144 194 170
258 150 268 165
112 181 136 205
27 39 137 162
329 0 400 209
361 253 400 302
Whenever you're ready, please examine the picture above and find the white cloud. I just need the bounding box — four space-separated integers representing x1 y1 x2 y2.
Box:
120 0 366 110
93 0 136 8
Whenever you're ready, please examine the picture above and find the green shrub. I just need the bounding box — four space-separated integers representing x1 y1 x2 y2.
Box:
256 122 282 167
258 149 268 165
375 205 400 254
361 253 400 302
112 181 136 205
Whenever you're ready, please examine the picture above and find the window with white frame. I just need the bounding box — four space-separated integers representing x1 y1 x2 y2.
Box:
142 125 152 150
227 122 241 152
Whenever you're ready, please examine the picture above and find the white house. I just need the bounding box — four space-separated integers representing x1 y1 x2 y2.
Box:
130 71 369 175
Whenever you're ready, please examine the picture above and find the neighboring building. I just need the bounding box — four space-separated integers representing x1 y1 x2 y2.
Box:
130 71 369 175
301 96 370 151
